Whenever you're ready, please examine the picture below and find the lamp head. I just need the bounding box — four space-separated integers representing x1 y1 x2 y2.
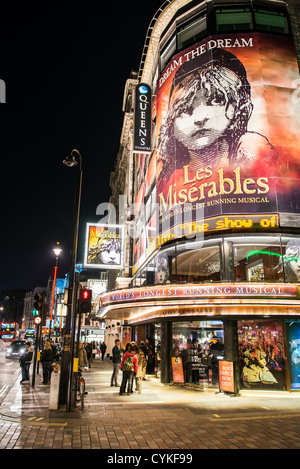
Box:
53 242 62 258
63 154 78 167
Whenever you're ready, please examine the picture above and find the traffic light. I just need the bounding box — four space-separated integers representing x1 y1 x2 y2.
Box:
33 293 44 318
79 289 92 314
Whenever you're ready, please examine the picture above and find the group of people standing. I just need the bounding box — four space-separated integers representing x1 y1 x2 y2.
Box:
111 338 155 395
20 338 58 385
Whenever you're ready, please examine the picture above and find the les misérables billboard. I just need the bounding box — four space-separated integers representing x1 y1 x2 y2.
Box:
84 224 124 269
156 33 300 240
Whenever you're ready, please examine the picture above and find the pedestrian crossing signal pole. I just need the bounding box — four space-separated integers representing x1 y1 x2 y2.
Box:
31 294 45 387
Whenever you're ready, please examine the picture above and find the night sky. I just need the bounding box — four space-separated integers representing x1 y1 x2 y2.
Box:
0 0 166 292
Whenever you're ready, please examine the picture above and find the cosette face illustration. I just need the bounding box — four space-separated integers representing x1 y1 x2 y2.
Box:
173 80 235 152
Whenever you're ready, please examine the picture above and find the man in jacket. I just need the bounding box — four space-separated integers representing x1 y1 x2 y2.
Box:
20 342 33 383
111 339 121 387
100 342 107 361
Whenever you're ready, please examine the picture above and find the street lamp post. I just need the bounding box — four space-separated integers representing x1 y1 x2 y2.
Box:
49 242 62 340
60 149 82 411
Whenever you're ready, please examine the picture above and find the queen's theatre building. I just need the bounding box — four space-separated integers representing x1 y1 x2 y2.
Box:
99 0 300 394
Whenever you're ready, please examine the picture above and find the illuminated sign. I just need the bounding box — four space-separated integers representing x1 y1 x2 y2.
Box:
34 317 42 325
0 323 15 330
157 213 279 246
84 223 124 269
133 83 152 153
155 32 300 241
101 283 298 307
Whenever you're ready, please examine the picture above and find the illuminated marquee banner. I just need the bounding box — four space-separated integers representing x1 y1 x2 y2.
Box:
156 33 300 238
84 223 124 269
133 83 152 153
156 213 279 246
101 283 298 306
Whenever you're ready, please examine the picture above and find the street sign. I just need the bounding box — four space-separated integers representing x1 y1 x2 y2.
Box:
34 316 42 325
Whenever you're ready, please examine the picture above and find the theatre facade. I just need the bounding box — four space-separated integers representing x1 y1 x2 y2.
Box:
99 0 300 393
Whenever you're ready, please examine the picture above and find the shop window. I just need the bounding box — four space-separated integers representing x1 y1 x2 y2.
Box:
177 13 207 50
254 8 289 34
216 7 253 32
238 320 286 390
285 320 300 390
176 241 220 283
172 321 224 387
232 236 283 282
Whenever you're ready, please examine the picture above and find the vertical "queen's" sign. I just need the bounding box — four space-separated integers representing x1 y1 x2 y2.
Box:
133 83 152 153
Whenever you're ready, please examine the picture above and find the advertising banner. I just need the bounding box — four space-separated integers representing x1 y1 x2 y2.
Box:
156 33 300 240
171 356 185 383
84 223 124 269
285 320 300 390
219 360 235 393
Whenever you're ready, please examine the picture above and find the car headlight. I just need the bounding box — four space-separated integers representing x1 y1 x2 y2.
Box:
7 347 12 353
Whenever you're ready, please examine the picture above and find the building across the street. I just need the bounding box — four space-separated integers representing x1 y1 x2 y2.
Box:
98 0 300 393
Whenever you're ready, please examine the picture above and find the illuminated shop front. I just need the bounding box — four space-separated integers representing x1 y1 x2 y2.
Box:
100 281 300 391
102 0 300 394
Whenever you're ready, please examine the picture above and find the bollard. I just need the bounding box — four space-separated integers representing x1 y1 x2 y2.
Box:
49 364 61 410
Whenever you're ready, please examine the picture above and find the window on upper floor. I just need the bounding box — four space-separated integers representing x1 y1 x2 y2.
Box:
177 13 207 50
216 7 253 32
161 35 177 72
253 8 289 34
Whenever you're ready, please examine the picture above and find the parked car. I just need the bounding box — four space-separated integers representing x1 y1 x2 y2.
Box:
6 340 27 358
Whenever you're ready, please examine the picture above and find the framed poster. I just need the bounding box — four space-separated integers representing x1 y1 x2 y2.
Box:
84 223 124 269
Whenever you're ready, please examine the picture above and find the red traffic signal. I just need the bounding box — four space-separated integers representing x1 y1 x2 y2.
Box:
79 289 92 314
82 290 91 300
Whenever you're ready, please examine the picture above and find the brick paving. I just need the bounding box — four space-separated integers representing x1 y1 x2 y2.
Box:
1 358 300 450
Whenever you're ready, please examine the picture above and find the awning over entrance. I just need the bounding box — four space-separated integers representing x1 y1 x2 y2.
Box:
98 283 300 325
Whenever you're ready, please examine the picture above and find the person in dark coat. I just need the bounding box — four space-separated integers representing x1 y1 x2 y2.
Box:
40 341 53 384
100 342 107 361
111 339 121 386
19 342 33 383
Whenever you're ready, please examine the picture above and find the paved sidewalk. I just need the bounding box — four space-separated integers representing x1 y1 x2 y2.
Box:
1 358 300 450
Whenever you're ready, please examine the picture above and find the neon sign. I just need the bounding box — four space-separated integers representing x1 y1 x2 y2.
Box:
247 250 281 261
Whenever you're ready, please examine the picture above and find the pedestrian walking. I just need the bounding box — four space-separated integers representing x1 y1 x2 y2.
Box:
136 345 147 394
85 342 92 366
146 338 155 374
100 341 107 361
139 340 148 380
19 342 33 384
91 341 97 361
40 341 53 384
78 342 88 368
119 343 138 395
111 339 121 387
